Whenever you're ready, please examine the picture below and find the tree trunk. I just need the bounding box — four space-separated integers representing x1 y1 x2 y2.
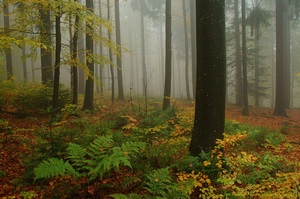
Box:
241 0 249 115
140 10 148 97
99 0 104 95
273 0 288 117
254 26 260 107
189 0 226 155
52 12 62 110
234 0 242 106
182 0 191 100
162 0 172 111
39 9 53 85
190 0 196 99
115 0 125 101
107 0 114 102
83 0 94 111
71 3 79 105
3 1 13 79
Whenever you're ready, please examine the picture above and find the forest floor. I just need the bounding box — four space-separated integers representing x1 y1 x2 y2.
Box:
1 104 300 198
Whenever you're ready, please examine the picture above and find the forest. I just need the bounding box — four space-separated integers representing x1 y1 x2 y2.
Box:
1 0 300 198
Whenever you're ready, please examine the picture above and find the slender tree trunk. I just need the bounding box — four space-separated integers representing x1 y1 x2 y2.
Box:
140 10 147 97
182 0 191 100
52 11 62 110
22 43 27 81
70 4 79 105
78 0 85 94
241 0 249 115
99 0 104 95
115 0 125 101
162 0 172 111
190 0 196 99
189 0 226 155
234 0 242 106
273 0 288 116
107 0 114 102
254 26 260 107
39 9 53 85
284 15 290 108
83 0 95 111
3 1 13 79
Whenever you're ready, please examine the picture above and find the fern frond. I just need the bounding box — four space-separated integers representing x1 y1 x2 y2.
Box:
88 148 132 180
120 176 142 189
121 141 146 155
67 143 86 168
110 193 144 199
34 158 79 180
87 135 114 158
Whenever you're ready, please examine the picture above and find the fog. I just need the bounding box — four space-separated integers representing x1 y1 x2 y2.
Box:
1 0 300 107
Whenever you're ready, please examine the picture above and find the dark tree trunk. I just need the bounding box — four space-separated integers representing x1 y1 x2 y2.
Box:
190 0 196 99
3 1 13 79
273 0 288 117
241 0 249 115
115 0 125 101
162 0 172 111
83 0 95 111
107 0 114 102
71 7 80 105
254 26 260 107
284 14 290 108
189 0 226 155
52 12 62 109
78 0 85 94
39 10 53 85
182 0 191 100
99 0 104 95
234 0 242 106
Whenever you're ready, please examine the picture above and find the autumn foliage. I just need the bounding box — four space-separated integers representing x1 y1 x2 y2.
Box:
1 83 300 198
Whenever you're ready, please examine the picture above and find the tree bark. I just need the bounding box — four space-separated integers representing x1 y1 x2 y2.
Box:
4 1 13 79
273 0 288 117
234 0 242 106
162 0 172 111
189 0 226 155
52 11 62 110
115 0 125 101
182 0 191 100
83 0 94 111
241 0 249 115
39 9 53 85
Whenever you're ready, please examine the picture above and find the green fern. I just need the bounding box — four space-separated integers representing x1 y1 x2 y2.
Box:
34 135 146 182
110 193 145 199
120 176 142 189
34 158 79 180
67 143 86 168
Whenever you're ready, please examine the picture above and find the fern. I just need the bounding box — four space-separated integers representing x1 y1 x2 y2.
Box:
67 143 86 168
34 158 79 180
110 193 145 199
120 176 142 189
34 135 146 183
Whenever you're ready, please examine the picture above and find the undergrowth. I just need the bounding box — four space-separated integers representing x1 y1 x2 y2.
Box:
4 97 299 198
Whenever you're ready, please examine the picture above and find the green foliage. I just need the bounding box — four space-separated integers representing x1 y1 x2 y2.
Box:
34 158 79 180
0 80 71 116
225 120 285 150
144 168 193 199
34 135 146 181
111 193 144 199
20 191 38 199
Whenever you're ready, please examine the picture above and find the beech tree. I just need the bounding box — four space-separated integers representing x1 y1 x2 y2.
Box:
189 0 226 155
273 0 288 117
83 0 95 111
162 0 172 111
